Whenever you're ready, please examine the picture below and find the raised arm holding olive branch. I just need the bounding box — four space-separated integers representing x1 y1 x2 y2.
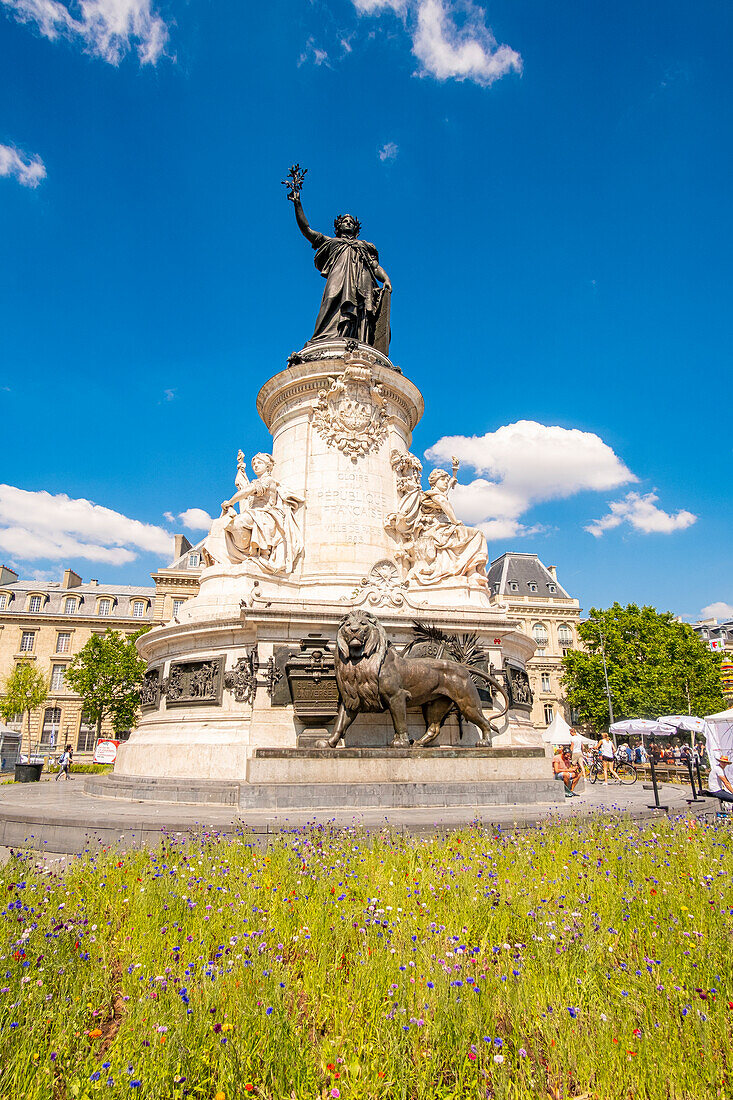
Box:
283 164 392 351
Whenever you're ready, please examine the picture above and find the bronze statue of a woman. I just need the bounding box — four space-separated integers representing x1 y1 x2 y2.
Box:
283 165 392 354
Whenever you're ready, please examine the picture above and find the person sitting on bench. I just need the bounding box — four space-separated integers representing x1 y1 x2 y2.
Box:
707 753 733 804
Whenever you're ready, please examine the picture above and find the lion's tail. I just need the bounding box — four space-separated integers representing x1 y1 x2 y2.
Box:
470 668 511 731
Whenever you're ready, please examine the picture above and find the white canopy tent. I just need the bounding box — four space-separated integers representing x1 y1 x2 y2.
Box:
542 713 595 746
542 712 573 745
704 707 733 763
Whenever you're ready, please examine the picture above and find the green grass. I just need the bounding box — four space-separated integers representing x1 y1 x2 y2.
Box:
0 817 730 1099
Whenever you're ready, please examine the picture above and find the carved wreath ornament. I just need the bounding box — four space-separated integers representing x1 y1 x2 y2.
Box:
312 365 388 461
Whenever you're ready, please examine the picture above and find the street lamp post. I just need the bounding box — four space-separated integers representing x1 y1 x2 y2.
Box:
588 616 615 740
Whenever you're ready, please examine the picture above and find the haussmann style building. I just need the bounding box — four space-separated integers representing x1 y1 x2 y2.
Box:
486 552 582 728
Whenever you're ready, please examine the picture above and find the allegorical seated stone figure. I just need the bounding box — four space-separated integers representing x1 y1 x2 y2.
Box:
202 451 304 575
283 164 392 353
385 452 488 589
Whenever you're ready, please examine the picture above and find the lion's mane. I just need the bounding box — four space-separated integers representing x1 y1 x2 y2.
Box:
335 611 389 713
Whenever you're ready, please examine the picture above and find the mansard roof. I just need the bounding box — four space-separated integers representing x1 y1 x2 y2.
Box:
487 552 571 599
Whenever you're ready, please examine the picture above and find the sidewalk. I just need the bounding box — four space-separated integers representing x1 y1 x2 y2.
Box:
0 774 717 854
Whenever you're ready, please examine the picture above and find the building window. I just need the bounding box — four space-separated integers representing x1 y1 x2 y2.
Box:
188 553 200 568
51 664 66 691
528 583 538 593
28 594 43 613
56 632 71 653
547 583 557 594
132 600 145 618
64 597 77 615
558 624 573 647
98 598 112 616
0 594 6 610
509 581 519 592
77 713 97 754
20 631 35 652
541 674 551 692
41 706 62 744
543 703 554 725
172 598 185 617
532 623 548 656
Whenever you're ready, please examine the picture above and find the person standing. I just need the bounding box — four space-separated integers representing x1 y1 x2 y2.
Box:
570 728 587 780
707 754 733 805
55 744 72 782
596 731 619 784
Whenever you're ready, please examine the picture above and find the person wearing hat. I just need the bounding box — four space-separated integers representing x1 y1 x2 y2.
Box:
708 753 733 803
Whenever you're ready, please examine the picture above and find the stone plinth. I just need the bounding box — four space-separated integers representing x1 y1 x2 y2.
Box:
96 747 561 809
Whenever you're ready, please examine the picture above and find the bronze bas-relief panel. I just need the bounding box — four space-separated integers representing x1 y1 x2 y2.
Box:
166 656 224 708
504 662 534 712
140 667 163 711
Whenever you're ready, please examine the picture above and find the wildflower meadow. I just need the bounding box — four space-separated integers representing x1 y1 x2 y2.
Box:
1 818 731 1100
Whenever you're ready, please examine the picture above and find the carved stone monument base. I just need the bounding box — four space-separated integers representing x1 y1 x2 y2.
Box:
115 340 548 805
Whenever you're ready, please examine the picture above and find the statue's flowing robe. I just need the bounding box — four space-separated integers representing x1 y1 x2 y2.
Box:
310 234 382 345
203 479 304 575
387 486 489 589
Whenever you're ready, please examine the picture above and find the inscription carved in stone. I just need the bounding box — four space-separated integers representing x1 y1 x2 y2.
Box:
311 364 387 462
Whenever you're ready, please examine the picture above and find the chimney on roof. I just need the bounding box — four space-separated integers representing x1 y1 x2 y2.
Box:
89 579 98 586
0 565 18 585
62 569 82 589
174 534 192 562
547 565 557 580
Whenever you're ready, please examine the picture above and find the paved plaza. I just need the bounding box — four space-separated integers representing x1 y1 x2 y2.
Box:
0 774 718 858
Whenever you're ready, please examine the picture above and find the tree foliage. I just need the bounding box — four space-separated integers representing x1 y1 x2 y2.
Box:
561 603 726 731
0 662 49 757
65 629 148 740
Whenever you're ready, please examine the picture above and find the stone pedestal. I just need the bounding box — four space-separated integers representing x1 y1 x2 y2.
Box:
115 339 546 803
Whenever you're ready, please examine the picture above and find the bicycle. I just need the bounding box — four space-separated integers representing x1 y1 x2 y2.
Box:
587 751 637 785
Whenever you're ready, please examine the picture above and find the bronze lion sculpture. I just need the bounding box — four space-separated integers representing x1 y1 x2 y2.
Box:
328 610 508 749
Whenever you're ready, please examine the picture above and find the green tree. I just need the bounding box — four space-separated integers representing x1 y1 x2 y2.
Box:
65 628 148 743
561 603 726 731
0 662 49 760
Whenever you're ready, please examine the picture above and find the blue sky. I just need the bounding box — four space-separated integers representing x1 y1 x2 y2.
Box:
1 0 731 621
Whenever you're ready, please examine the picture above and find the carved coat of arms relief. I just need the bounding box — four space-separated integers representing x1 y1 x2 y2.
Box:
311 364 388 461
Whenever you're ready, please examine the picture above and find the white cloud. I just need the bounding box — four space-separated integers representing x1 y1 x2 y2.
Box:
2 0 169 65
426 420 636 536
412 0 521 85
585 491 697 538
298 36 330 67
378 141 399 161
178 508 212 531
700 601 733 621
162 388 176 402
0 143 46 187
0 484 172 565
353 0 407 10
352 0 521 87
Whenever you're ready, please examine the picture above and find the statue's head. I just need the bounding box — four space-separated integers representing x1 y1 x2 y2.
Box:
334 213 361 239
428 468 450 489
251 453 275 475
